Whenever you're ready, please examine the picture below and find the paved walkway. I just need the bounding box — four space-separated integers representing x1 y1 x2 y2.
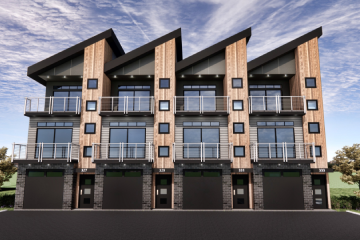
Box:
0 211 358 240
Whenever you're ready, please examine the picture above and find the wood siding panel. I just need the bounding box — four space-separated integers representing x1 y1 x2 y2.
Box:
225 38 250 168
153 39 176 168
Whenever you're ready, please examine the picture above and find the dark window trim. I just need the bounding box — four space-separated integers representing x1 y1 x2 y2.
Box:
86 100 97 111
232 100 244 111
308 122 320 134
310 145 322 157
159 78 170 89
87 79 98 89
109 128 146 144
234 146 245 157
305 77 317 88
158 146 169 157
158 123 170 134
159 100 170 111
233 122 245 134
83 146 92 157
306 100 318 110
232 78 243 88
26 169 64 177
257 128 295 145
84 123 96 134
36 128 73 144
183 128 220 143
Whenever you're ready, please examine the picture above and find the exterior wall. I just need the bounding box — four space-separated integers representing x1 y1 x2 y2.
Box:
173 163 231 210
291 37 327 168
109 52 155 76
178 51 226 75
153 38 176 168
225 38 250 168
15 163 75 210
252 163 313 210
94 163 152 209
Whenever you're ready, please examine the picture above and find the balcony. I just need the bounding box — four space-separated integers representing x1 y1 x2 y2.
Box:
11 143 79 163
174 96 230 115
98 97 154 116
92 143 154 163
24 97 81 117
248 96 305 115
172 143 233 163
250 142 315 163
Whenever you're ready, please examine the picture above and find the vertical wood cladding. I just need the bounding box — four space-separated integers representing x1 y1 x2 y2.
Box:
293 37 327 168
153 39 176 168
225 38 250 168
79 39 113 169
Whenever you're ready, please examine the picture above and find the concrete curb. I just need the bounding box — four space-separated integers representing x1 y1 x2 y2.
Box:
0 210 8 213
346 210 360 216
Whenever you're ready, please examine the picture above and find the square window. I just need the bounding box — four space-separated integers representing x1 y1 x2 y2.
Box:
307 100 318 110
85 123 96 134
159 78 170 89
314 179 321 185
86 101 97 111
233 100 243 111
233 123 244 133
232 78 243 88
159 100 170 111
315 189 322 195
234 146 245 157
310 146 322 157
237 179 244 185
84 198 91 204
87 79 98 89
237 198 245 204
305 78 316 88
158 146 169 157
85 179 92 185
237 189 244 195
83 146 92 157
159 123 169 134
160 189 167 195
160 179 167 185
308 122 320 133
160 198 167 204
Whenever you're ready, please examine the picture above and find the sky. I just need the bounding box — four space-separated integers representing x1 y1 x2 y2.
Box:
0 0 359 161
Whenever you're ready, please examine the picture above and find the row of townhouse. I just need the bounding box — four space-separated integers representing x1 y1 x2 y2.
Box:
12 26 332 210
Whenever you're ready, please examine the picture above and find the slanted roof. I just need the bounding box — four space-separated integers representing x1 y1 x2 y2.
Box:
248 27 322 71
104 28 182 74
176 27 252 73
27 29 125 85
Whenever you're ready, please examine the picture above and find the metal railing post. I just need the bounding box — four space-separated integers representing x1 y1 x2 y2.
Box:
11 143 15 162
285 142 288 162
303 96 306 114
121 143 124 162
91 144 95 163
312 143 316 163
202 142 205 162
217 143 219 159
290 96 293 111
98 97 101 114
263 96 265 110
298 143 301 159
24 98 27 114
269 143 271 159
282 143 285 162
54 143 57 159
119 143 121 162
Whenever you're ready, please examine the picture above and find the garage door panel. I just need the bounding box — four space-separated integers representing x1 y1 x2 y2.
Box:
201 178 222 209
24 177 64 209
183 177 203 209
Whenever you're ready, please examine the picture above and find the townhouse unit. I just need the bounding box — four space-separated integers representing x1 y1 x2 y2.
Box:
12 26 332 210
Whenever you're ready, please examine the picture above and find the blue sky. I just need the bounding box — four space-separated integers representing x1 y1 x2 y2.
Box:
0 0 359 160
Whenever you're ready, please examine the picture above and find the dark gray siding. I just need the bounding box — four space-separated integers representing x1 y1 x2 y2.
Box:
178 51 225 75
109 52 155 76
249 51 295 74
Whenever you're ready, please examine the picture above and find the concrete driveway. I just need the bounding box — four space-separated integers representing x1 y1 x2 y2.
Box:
0 211 358 240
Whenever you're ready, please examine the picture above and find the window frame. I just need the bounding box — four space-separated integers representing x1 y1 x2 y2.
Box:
159 78 170 89
158 123 170 134
158 146 169 157
159 100 170 111
305 78 317 88
308 122 320 134
87 79 98 89
310 145 322 157
233 122 245 134
83 146 92 157
232 78 243 88
233 100 244 111
234 146 245 157
84 123 96 134
307 100 318 110
86 101 97 111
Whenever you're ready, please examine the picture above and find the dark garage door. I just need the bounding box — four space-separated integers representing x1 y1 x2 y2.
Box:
23 170 64 209
103 170 143 209
183 170 222 209
263 170 304 210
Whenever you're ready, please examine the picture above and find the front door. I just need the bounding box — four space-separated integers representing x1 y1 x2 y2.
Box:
312 175 327 209
79 175 95 208
233 175 249 209
156 175 172 208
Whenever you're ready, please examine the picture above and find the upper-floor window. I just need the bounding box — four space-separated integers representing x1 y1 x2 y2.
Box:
159 123 170 134
183 85 216 89
37 122 73 127
159 100 170 111
308 122 320 133
310 146 322 157
183 128 220 158
305 78 316 88
54 86 82 90
184 90 216 111
232 78 243 88
307 100 318 110
109 128 146 158
118 87 151 112
36 128 72 158
233 100 243 111
118 85 150 89
109 122 146 127
85 123 96 134
257 128 295 158
257 122 294 126
87 79 98 89
233 123 244 133
159 79 170 89
183 122 219 127
53 86 82 112
249 88 281 111
249 85 281 89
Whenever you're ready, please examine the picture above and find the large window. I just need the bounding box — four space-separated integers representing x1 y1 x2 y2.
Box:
184 90 216 111
53 87 82 112
249 89 281 111
109 128 146 158
118 89 151 111
257 128 295 158
183 128 219 158
36 128 72 158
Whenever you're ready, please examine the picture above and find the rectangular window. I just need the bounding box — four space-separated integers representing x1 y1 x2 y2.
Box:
83 146 92 157
85 123 96 134
307 100 318 110
87 79 98 89
159 78 170 89
203 171 221 177
285 122 294 126
233 100 243 111
109 128 146 158
264 171 281 177
124 171 142 177
46 171 63 177
86 101 97 111
37 122 46 127
310 146 322 157
159 123 169 134
106 171 123 177
308 122 320 133
159 100 170 111
233 123 244 133
36 128 72 158
232 78 243 88
184 171 201 177
283 172 300 177
158 146 169 157
234 146 245 157
28 171 45 177
305 78 316 88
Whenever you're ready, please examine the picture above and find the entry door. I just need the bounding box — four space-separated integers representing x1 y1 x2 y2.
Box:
156 175 172 208
233 175 249 209
79 175 95 208
312 175 327 209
